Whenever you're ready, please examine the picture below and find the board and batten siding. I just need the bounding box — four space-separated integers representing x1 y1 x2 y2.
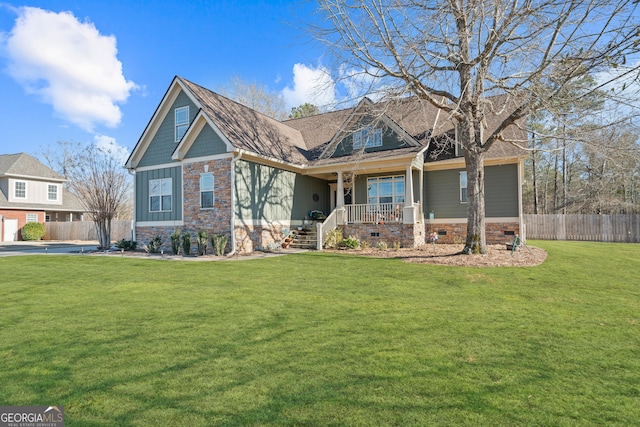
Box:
424 164 519 219
138 91 198 167
234 160 328 221
4 178 62 205
135 166 183 222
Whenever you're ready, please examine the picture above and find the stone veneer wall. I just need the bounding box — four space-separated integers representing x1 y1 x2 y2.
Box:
136 159 234 255
426 221 520 244
234 224 288 253
340 222 426 248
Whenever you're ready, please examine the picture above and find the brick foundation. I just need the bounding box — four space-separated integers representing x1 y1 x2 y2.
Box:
426 221 520 244
340 222 426 248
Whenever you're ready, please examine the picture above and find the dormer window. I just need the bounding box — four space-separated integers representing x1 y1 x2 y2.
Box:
353 126 382 149
175 106 189 142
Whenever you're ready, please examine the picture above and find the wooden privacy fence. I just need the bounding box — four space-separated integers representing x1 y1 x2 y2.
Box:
44 220 133 242
523 214 640 242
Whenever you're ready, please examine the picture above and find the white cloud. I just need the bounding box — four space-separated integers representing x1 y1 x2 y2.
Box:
93 134 129 163
1 7 137 131
282 63 336 109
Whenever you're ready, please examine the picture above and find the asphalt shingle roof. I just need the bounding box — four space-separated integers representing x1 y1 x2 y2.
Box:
167 77 527 167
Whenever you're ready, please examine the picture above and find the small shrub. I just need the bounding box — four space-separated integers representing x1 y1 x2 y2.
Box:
115 239 137 251
21 222 45 241
393 241 402 250
324 227 343 249
142 236 162 254
211 234 228 256
361 240 370 250
182 231 192 255
375 241 388 250
196 229 209 255
341 235 361 249
170 228 181 255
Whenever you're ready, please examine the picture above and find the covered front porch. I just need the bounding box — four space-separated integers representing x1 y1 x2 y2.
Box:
315 161 426 249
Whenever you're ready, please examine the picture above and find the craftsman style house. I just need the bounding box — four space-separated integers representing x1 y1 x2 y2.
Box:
126 76 527 253
0 153 85 241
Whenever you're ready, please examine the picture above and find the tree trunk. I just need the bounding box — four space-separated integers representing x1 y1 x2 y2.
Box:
464 149 487 254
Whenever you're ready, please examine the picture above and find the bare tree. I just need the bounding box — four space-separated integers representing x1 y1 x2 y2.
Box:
218 75 288 121
315 0 640 253
65 144 132 249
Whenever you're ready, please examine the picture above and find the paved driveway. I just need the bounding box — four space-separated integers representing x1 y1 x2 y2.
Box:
0 241 99 257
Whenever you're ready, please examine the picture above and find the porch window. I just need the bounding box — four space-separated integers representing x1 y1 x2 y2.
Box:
460 171 468 203
200 173 214 209
175 106 189 142
149 178 172 212
353 126 382 149
367 176 404 206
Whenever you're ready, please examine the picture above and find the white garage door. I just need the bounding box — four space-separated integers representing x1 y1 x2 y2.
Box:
3 219 18 242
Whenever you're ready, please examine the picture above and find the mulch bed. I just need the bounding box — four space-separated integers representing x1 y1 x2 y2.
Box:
327 243 547 267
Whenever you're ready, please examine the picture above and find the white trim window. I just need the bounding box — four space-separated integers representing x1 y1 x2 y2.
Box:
47 184 58 201
460 171 468 203
14 181 26 198
200 173 214 209
367 175 404 205
26 213 38 223
175 106 189 142
149 178 172 212
353 126 383 149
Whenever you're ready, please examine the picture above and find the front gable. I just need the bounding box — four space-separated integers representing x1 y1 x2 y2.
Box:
137 91 198 168
319 98 420 160
172 111 233 161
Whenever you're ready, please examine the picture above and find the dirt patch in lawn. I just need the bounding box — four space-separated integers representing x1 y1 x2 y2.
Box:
327 243 547 267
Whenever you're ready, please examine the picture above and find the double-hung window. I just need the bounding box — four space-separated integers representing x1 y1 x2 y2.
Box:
460 171 468 203
200 173 214 209
367 176 404 206
175 106 189 142
14 181 26 198
149 178 172 212
47 184 58 201
353 126 383 149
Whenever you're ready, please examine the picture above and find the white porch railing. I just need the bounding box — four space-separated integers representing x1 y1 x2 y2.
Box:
344 203 404 224
316 208 340 250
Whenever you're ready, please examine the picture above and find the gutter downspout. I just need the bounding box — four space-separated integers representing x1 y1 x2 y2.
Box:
227 149 243 256
128 169 136 242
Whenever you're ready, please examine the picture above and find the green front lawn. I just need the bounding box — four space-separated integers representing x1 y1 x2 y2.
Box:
1 241 638 426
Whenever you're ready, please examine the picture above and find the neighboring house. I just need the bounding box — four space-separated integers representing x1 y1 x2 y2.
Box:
0 153 85 242
126 76 527 253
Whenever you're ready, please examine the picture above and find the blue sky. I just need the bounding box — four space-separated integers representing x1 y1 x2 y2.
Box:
0 0 340 159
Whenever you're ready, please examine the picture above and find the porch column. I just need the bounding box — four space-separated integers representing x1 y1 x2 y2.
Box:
336 171 345 225
404 165 416 224
337 171 345 207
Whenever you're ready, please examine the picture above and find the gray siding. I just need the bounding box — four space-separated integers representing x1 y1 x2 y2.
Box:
185 123 228 159
235 160 328 221
424 164 518 219
331 124 410 158
136 166 183 222
138 91 198 167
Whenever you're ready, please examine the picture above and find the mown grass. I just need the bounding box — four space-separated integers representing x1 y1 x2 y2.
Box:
0 241 638 426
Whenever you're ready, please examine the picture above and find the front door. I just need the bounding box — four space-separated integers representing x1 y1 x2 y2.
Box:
330 184 353 211
3 218 18 242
